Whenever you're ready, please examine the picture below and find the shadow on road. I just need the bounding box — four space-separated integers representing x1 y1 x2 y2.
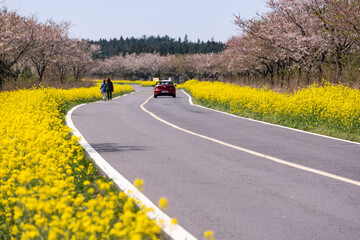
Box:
90 143 148 153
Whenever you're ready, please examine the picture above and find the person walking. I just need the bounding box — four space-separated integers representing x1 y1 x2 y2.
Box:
105 78 114 100
100 79 106 100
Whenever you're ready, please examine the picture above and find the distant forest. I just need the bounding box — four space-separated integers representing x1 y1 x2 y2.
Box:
90 35 224 59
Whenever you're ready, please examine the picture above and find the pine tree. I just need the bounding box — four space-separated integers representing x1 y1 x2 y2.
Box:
90 35 224 58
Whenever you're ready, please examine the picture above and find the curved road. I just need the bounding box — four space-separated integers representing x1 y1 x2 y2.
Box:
71 86 360 240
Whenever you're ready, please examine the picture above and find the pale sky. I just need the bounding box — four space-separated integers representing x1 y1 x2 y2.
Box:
2 0 267 43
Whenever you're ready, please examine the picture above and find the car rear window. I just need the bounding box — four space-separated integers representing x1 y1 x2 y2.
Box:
158 81 172 85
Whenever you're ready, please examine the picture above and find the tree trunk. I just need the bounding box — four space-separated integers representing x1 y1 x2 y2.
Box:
270 71 274 87
0 68 5 90
305 65 312 86
317 64 323 82
297 67 302 88
336 59 343 83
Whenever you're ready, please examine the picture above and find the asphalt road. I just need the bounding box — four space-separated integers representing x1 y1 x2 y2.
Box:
71 85 360 240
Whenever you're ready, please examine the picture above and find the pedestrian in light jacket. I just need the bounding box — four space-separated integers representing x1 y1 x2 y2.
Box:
100 79 106 100
105 78 114 100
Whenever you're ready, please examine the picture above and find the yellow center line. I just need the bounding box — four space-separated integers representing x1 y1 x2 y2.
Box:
140 95 360 187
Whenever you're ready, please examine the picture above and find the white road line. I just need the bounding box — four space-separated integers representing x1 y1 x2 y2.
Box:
141 95 360 187
66 96 197 240
182 90 360 146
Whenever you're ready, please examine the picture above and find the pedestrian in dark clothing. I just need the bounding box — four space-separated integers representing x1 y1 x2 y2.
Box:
105 78 114 100
100 80 106 100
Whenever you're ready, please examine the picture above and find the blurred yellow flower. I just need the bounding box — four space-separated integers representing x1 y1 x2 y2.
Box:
158 197 168 211
133 178 145 192
83 180 91 186
171 218 178 225
204 230 215 240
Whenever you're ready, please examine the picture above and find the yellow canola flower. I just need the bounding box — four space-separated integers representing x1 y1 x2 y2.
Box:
133 178 145 192
204 230 215 240
13 206 23 220
171 218 178 225
0 85 162 240
158 197 168 211
183 80 360 136
141 81 157 87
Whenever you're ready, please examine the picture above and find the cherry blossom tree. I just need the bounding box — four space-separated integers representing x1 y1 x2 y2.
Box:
52 38 73 84
230 0 360 85
89 0 359 87
68 40 100 82
159 55 178 79
223 35 271 83
0 7 103 89
234 0 329 85
311 0 360 42
310 0 359 80
0 8 38 88
29 20 71 83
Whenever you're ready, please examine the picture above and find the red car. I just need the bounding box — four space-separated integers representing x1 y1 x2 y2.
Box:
154 80 176 98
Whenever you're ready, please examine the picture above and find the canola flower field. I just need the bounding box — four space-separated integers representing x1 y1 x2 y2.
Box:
183 80 360 141
0 84 165 239
140 81 157 87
